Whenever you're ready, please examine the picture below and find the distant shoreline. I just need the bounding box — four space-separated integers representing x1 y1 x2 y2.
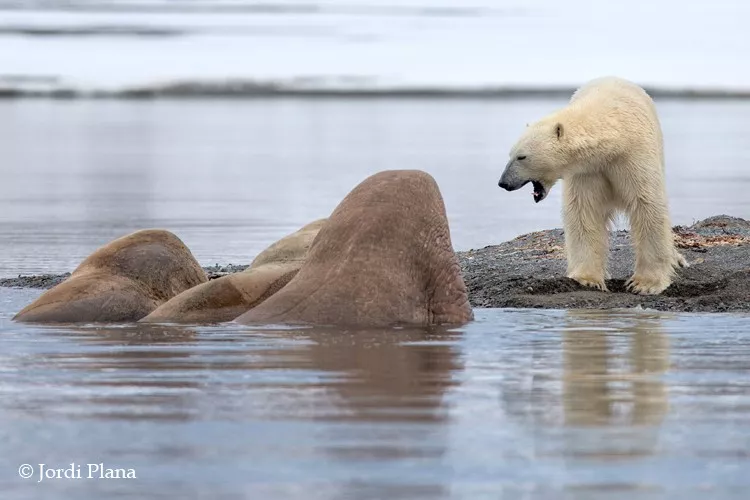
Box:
3 84 750 100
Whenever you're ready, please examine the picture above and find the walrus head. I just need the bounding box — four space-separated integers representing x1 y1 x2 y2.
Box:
140 219 327 324
13 229 206 323
235 170 473 327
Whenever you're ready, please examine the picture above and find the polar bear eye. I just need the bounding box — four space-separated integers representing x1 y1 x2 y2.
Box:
517 155 527 161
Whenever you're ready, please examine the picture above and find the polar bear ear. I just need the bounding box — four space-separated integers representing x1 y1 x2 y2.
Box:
555 123 564 139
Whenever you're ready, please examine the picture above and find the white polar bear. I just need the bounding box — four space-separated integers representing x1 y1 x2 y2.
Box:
498 76 687 295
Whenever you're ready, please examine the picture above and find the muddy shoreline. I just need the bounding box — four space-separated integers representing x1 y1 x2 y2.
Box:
3 215 749 313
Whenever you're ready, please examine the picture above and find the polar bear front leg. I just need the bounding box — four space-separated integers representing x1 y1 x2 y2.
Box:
626 200 676 295
562 175 612 291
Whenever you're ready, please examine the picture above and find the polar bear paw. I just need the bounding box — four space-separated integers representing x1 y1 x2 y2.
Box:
673 251 689 269
568 273 608 292
626 274 671 295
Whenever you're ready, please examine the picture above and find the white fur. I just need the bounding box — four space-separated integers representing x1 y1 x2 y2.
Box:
508 76 687 295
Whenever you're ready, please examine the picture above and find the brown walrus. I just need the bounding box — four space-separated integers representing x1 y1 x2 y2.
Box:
13 229 206 323
235 170 473 327
140 219 327 324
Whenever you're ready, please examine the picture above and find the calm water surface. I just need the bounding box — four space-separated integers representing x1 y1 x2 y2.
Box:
1 288 750 499
1 98 749 277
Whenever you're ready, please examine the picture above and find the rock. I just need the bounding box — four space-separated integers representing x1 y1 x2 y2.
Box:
0 273 70 289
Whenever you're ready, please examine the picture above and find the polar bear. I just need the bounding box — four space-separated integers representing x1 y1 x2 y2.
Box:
498 76 687 295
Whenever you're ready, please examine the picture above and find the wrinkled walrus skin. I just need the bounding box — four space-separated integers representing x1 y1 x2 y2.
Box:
13 229 207 323
140 219 327 324
235 170 473 327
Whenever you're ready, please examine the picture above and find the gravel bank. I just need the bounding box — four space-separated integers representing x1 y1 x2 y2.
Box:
459 215 750 313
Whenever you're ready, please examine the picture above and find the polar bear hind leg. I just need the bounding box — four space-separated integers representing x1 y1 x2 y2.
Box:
623 176 682 295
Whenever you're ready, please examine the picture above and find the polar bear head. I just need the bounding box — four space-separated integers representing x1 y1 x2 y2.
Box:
498 118 571 203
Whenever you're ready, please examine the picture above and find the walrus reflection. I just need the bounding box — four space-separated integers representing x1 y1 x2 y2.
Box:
12 323 203 420
300 326 459 500
303 326 463 423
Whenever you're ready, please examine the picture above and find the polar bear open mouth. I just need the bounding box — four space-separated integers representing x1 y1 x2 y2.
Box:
532 181 547 203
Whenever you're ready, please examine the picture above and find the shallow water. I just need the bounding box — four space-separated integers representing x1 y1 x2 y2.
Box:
1 98 750 277
2 96 750 499
1 288 749 498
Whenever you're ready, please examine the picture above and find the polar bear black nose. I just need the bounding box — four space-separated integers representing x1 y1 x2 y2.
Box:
498 180 512 190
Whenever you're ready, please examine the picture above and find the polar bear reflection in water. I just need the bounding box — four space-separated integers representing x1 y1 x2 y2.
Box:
499 309 669 459
499 76 688 295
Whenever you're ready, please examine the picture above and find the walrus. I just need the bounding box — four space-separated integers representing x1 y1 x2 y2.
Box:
235 170 473 327
13 229 207 323
140 219 327 324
